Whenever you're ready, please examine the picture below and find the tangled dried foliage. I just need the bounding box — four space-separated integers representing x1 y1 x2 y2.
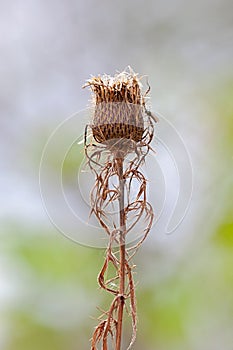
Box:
83 68 157 350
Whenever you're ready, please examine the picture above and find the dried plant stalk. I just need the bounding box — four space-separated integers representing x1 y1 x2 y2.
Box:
83 67 157 350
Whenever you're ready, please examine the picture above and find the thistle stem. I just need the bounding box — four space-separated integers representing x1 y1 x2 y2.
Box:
115 157 126 350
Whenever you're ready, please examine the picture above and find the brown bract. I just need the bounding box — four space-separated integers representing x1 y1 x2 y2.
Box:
83 69 147 144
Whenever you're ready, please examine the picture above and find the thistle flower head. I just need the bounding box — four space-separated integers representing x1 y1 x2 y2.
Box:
84 68 146 144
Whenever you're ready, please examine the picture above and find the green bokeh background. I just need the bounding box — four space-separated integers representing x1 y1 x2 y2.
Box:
1 1 232 349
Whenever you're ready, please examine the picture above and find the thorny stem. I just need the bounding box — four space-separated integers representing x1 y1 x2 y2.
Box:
115 157 126 350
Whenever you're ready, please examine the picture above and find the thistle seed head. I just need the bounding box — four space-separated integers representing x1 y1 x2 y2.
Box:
84 68 147 143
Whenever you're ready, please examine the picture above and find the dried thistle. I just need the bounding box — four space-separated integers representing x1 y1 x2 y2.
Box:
83 67 157 350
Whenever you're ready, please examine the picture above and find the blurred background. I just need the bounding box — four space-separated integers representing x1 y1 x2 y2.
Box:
0 0 233 349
